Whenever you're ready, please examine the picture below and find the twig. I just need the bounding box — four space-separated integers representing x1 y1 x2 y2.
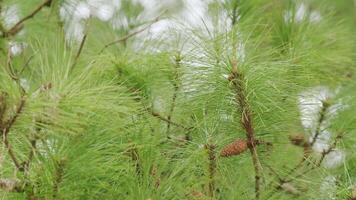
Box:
166 54 182 135
98 12 165 54
310 101 330 146
291 132 344 180
266 132 344 199
282 100 330 179
3 0 51 37
229 59 262 199
19 55 35 76
231 1 239 26
5 49 18 81
150 110 193 131
2 97 26 171
70 21 90 72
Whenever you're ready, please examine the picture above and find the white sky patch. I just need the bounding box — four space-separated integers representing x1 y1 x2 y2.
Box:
60 0 121 44
298 86 334 131
311 130 331 153
91 4 115 21
8 41 26 56
284 2 323 24
0 4 20 29
323 150 345 169
295 3 307 22
20 78 30 92
152 96 166 114
299 86 347 157
310 11 322 23
74 2 91 20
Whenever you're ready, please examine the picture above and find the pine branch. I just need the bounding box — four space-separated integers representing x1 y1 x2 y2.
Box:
2 0 52 38
1 97 26 171
228 59 262 199
310 101 330 146
292 132 344 179
205 143 216 199
266 132 344 200
283 100 330 179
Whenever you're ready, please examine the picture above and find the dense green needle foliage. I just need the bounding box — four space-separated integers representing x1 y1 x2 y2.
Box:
0 0 355 199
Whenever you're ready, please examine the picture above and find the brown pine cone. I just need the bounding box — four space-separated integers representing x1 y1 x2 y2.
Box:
220 139 248 157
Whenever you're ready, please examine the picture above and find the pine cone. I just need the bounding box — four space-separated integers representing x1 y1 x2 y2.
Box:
220 139 248 157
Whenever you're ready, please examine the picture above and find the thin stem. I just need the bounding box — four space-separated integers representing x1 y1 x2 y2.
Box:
166 54 182 135
3 0 51 37
310 101 330 146
150 110 192 131
229 59 262 199
231 0 239 26
70 21 90 72
98 12 165 54
283 100 329 178
2 97 26 171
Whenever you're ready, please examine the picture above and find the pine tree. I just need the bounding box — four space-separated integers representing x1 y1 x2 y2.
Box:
0 0 355 199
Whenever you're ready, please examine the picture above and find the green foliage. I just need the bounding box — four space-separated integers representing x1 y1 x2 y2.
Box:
0 0 355 199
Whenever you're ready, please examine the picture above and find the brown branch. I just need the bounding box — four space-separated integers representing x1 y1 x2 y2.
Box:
297 132 343 177
5 49 18 81
5 48 27 94
281 100 330 180
0 92 8 128
310 101 330 146
98 12 165 54
3 0 51 38
268 132 344 199
229 59 262 199
2 97 26 171
205 143 216 199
